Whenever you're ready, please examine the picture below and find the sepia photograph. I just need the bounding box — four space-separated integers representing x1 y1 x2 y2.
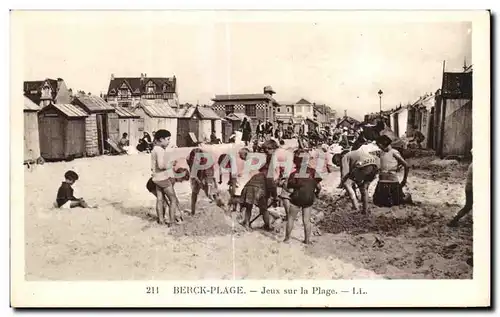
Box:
10 10 490 307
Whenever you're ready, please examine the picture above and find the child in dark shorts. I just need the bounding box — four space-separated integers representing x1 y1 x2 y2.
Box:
55 171 96 209
146 167 190 223
187 148 228 216
239 140 279 230
284 150 322 244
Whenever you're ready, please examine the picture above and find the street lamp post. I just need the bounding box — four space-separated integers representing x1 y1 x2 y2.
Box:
378 89 383 116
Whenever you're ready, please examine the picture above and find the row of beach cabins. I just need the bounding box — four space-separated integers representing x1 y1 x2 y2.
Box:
363 69 473 158
23 95 225 163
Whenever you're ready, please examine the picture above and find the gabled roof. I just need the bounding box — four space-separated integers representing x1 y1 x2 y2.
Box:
39 103 88 118
107 76 176 96
24 79 58 94
225 112 250 121
24 96 40 112
114 106 140 118
337 116 360 125
178 106 221 120
135 100 177 118
296 98 312 105
24 78 63 104
72 95 115 113
196 107 221 119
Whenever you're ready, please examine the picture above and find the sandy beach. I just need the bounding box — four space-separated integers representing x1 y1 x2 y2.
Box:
24 146 472 280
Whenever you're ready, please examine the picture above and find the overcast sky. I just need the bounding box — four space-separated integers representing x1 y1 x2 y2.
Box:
19 12 471 120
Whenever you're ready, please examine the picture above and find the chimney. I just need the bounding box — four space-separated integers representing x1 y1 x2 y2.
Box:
140 73 145 82
344 110 347 117
110 73 115 80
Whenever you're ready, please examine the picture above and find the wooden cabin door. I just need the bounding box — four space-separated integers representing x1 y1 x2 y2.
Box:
96 114 106 155
108 115 120 144
189 118 200 141
393 113 400 137
176 119 188 147
39 116 64 159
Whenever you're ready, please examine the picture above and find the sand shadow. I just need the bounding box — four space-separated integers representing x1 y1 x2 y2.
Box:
109 201 158 223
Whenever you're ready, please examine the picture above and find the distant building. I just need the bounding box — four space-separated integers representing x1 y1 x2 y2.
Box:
275 102 295 126
336 110 360 130
293 98 314 121
433 71 472 157
313 103 335 127
211 86 279 132
24 78 72 107
105 73 179 109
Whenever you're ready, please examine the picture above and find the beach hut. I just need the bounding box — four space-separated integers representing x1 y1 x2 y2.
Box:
133 99 178 147
224 112 250 142
71 95 116 156
107 106 144 148
38 103 88 161
23 96 41 163
177 106 222 147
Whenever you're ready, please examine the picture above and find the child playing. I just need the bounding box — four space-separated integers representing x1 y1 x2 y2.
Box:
284 150 322 245
239 140 280 230
447 149 473 227
146 167 190 223
373 135 412 208
220 147 251 213
339 146 380 214
187 147 228 216
151 129 178 225
55 171 96 209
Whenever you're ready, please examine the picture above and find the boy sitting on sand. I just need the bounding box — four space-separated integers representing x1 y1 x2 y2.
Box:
55 170 96 209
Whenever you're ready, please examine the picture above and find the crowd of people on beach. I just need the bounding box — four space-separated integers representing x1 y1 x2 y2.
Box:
55 119 473 245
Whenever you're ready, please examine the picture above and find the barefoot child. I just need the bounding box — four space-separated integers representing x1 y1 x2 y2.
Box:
187 148 228 216
221 147 251 213
284 150 322 244
146 167 190 222
339 147 380 214
447 148 473 227
151 129 178 225
55 171 96 209
239 140 280 230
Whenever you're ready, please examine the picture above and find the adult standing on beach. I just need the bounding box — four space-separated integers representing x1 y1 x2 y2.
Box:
240 117 252 146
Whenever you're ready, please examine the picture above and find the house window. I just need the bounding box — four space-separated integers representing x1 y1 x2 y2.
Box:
118 88 130 100
287 107 291 113
295 105 302 112
146 81 155 94
245 104 256 117
225 105 234 115
277 108 281 113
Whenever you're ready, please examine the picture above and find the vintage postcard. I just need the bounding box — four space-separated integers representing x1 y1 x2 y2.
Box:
10 10 490 307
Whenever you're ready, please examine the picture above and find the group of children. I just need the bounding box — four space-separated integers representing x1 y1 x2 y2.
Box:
55 130 473 243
